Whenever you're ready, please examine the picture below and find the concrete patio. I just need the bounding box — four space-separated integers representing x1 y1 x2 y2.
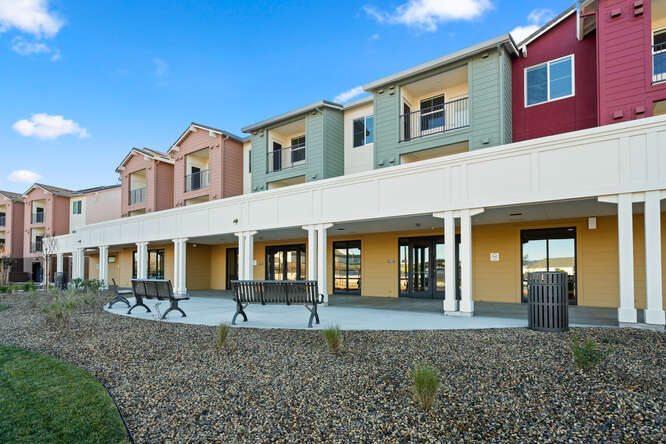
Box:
104 290 625 330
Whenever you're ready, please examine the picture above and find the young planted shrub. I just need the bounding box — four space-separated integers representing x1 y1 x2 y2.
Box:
321 325 342 354
0 285 8 294
570 336 606 372
216 323 230 348
43 290 81 328
412 365 440 410
70 278 85 290
23 282 36 292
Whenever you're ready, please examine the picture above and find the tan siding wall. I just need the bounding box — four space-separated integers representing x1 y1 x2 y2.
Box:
210 245 228 290
186 244 211 290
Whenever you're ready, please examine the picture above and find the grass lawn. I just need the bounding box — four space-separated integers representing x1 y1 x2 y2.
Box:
0 305 7 312
0 344 126 443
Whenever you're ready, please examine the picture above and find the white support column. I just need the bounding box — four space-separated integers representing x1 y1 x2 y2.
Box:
244 231 257 280
172 238 188 295
444 211 458 313
71 251 78 279
303 225 318 281
98 246 109 289
459 210 473 315
617 193 638 323
316 224 333 305
644 191 665 325
234 232 246 280
56 253 63 274
136 242 148 280
74 248 85 280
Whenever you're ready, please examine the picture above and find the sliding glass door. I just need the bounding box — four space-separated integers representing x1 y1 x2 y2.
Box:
132 249 165 280
333 240 361 294
266 244 306 281
521 227 577 304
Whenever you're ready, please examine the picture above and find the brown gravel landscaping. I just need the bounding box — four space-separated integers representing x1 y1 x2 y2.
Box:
0 292 664 443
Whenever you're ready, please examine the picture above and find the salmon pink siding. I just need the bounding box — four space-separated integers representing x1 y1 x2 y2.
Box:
512 13 598 141
120 153 174 217
172 128 244 207
597 0 666 124
22 187 70 259
0 197 24 258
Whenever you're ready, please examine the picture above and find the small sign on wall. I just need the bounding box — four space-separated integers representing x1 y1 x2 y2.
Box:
490 252 500 262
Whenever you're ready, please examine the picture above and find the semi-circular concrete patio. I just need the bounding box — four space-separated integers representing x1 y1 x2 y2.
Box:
103 291 619 330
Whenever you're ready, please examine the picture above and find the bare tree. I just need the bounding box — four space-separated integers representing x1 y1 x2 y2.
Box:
40 235 58 293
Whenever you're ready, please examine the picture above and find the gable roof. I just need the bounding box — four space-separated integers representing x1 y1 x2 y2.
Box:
168 122 245 154
517 5 577 50
0 190 23 202
115 147 174 173
23 183 78 198
77 184 121 195
241 100 343 133
363 34 519 91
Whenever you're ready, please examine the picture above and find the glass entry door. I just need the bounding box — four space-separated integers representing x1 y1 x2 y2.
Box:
266 244 306 281
399 236 459 299
333 240 361 294
226 248 238 288
521 227 577 304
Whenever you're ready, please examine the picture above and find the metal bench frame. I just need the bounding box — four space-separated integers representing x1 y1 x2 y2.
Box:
107 278 133 309
231 280 324 328
128 279 189 319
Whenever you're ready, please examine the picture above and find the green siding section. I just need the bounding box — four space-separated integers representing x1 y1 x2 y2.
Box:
373 47 513 168
250 108 344 192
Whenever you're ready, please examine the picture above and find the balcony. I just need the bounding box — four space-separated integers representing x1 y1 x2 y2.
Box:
129 187 146 205
653 42 666 83
399 97 468 143
185 169 210 192
31 240 43 253
267 143 306 173
32 212 44 224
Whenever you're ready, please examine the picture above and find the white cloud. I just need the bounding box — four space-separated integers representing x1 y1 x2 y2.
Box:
364 0 493 32
371 33 380 40
13 113 90 139
11 36 60 60
8 169 41 183
510 8 555 44
0 0 63 37
153 57 168 86
334 86 365 103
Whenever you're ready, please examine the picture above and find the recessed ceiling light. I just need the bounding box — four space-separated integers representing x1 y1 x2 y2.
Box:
509 212 523 217
336 228 345 231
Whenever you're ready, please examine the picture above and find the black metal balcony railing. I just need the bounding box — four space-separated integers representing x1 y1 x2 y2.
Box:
129 187 146 205
653 42 666 83
399 97 469 143
185 169 210 192
31 240 43 253
32 212 44 224
0 215 5 227
267 144 306 173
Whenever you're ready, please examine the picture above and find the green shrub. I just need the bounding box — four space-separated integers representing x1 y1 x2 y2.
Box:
570 336 606 372
600 336 626 345
216 324 230 348
0 285 8 294
12 285 21 293
42 290 81 328
70 278 85 290
321 325 342 354
412 365 440 410
23 283 37 292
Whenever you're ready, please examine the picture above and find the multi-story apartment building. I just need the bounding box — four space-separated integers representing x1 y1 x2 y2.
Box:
47 3 666 326
0 190 26 281
169 123 246 207
116 148 174 217
69 185 121 233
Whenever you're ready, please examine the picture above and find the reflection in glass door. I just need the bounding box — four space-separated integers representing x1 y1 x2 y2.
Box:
266 244 306 281
399 236 459 299
333 241 361 294
521 227 577 304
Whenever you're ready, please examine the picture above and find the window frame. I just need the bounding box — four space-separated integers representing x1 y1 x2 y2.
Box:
524 53 575 108
352 114 374 148
72 200 82 215
652 27 666 82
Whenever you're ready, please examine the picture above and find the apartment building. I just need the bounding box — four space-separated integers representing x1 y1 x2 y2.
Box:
70 185 121 233
117 148 174 217
0 191 25 281
49 3 665 326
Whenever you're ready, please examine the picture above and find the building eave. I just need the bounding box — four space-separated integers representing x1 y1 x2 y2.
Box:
168 122 245 154
241 100 343 134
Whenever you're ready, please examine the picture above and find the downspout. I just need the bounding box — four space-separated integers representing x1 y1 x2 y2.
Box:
497 43 505 145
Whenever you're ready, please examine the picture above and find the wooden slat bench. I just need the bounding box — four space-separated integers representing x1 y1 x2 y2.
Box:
231 280 324 328
128 279 189 319
107 278 133 309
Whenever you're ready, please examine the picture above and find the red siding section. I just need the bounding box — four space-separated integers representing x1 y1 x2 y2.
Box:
597 0 666 124
512 13 598 141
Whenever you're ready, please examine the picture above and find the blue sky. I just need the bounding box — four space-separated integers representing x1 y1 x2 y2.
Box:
0 0 573 193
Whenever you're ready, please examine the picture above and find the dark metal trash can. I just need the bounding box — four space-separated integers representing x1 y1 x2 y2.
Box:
527 271 569 332
54 272 67 291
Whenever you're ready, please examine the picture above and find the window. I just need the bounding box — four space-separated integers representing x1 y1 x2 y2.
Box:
525 54 574 106
248 150 251 173
352 115 374 147
653 29 666 82
291 135 305 163
72 200 82 215
333 241 361 294
420 95 445 132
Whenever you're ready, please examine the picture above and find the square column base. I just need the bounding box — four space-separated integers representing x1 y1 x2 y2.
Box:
445 311 473 317
644 309 666 325
617 307 638 324
443 300 459 313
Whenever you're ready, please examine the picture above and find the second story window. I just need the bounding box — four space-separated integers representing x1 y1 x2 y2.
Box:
653 29 666 83
525 54 574 107
72 200 82 215
291 136 306 163
353 115 374 147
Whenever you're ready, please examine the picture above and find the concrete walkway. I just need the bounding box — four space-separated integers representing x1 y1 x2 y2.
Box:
104 291 620 330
